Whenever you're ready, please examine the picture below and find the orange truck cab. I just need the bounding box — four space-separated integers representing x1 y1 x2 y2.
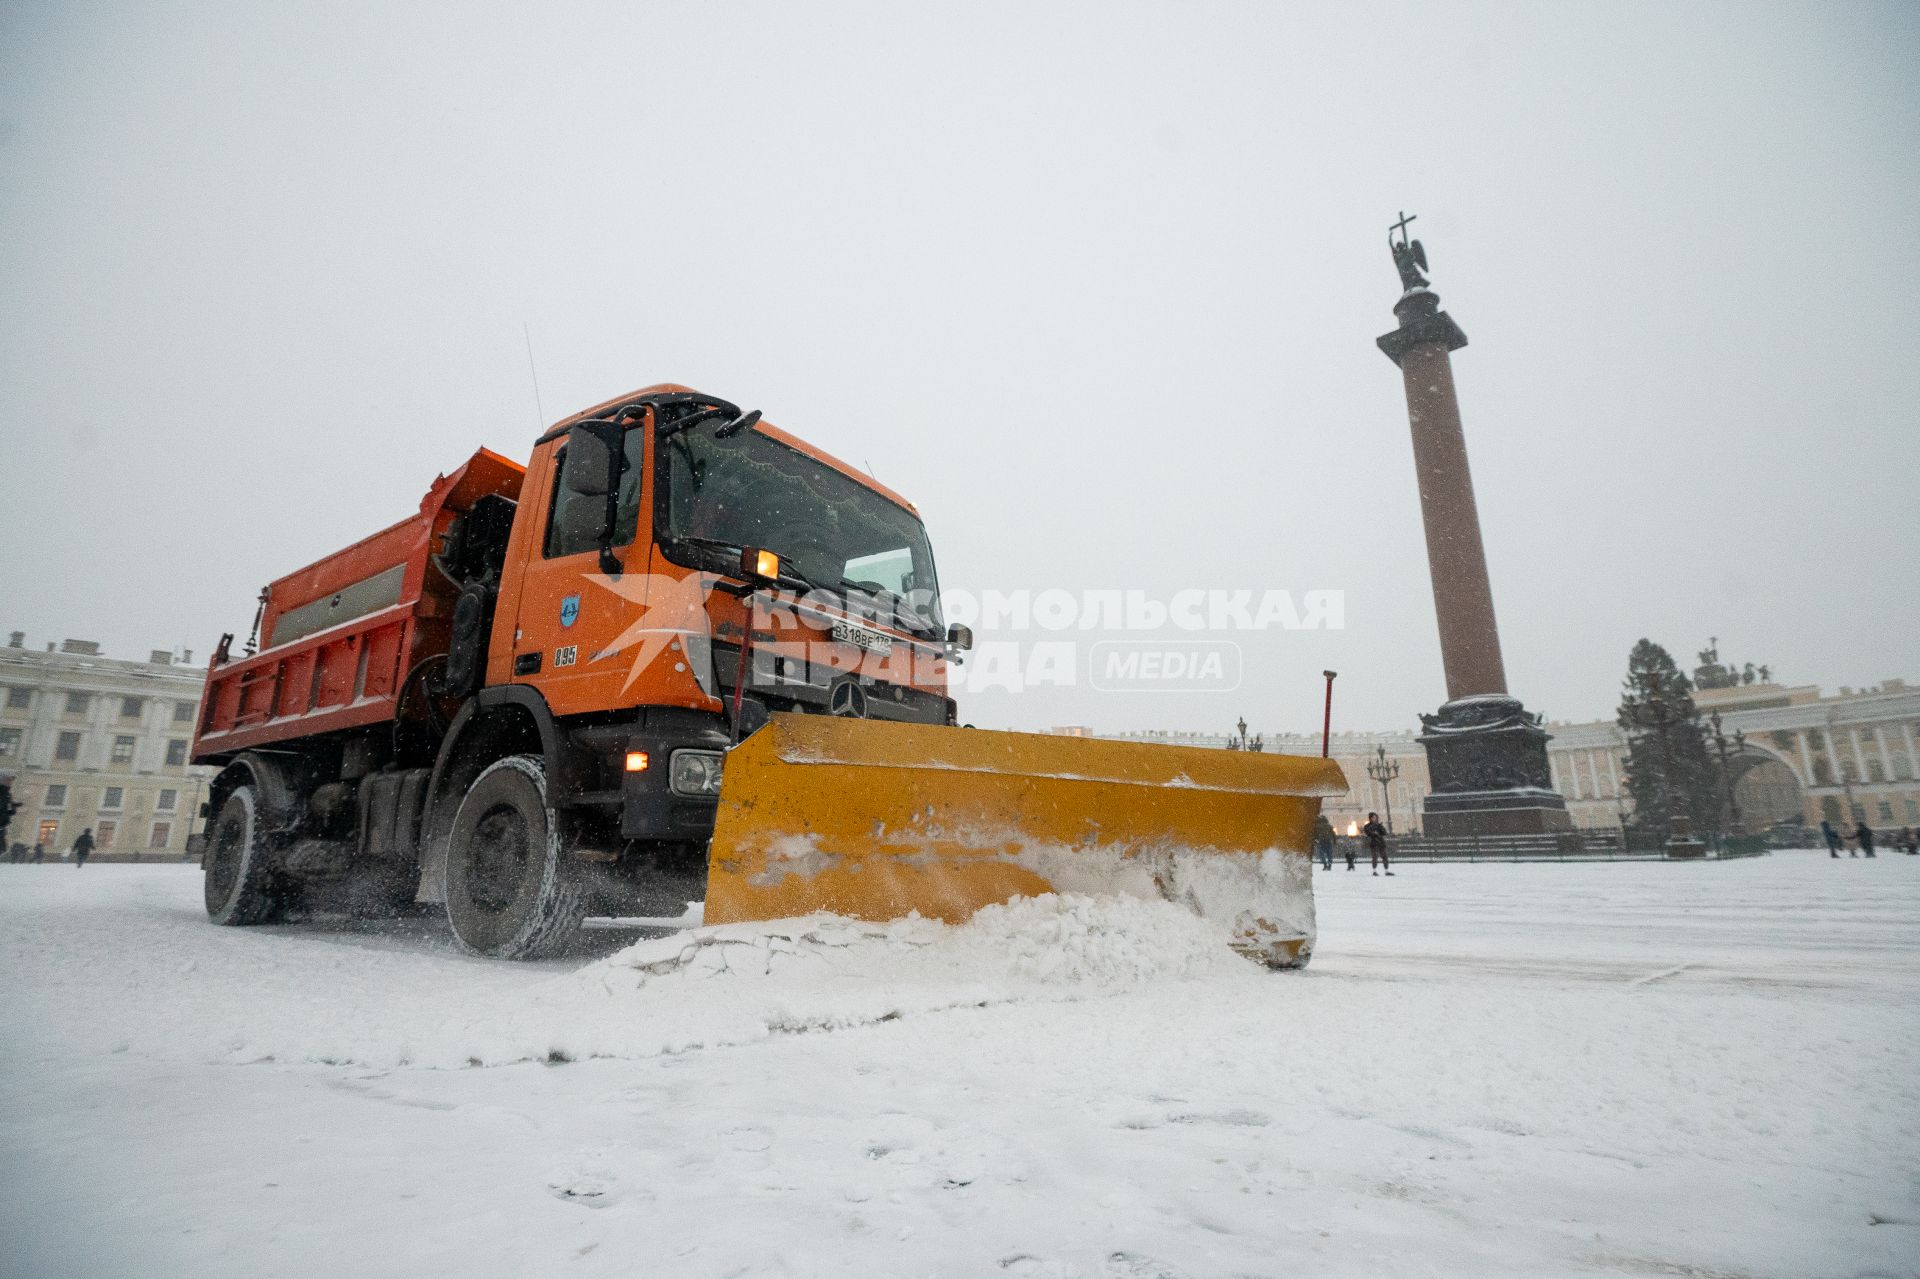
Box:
193 386 971 956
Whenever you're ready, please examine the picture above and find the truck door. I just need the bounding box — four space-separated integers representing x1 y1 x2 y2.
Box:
509 423 654 717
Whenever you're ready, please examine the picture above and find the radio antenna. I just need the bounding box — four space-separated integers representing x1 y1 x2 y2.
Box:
523 321 546 428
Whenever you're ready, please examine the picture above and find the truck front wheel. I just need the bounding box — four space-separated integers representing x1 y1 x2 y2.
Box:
445 755 584 959
204 786 285 925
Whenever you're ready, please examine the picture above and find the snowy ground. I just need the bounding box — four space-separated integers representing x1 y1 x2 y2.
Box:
2 853 1916 1279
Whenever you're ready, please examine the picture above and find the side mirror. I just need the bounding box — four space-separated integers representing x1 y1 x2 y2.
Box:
561 419 627 574
561 420 623 498
946 624 973 652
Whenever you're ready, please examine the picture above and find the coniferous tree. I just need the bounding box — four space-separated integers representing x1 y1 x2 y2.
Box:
1617 639 1721 838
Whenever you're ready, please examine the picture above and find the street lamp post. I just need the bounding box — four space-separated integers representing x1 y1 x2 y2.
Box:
1366 744 1401 834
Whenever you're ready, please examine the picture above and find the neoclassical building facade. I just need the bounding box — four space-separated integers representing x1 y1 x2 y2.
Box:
1092 675 1920 836
0 633 216 858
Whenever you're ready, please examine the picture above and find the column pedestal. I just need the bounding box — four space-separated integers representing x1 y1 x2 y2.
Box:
1416 694 1573 837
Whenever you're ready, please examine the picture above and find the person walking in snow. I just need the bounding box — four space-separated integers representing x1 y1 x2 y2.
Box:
71 827 94 868
1363 812 1391 876
30 839 45 863
1820 819 1842 857
1313 815 1335 870
1854 821 1875 858
1900 826 1918 855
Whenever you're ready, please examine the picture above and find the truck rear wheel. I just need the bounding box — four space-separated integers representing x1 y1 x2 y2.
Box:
204 786 285 925
445 754 584 959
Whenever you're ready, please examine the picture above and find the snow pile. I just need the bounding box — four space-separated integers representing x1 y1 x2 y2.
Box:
594 892 1243 991
512 893 1253 1059
1 876 1253 1071
969 892 1244 985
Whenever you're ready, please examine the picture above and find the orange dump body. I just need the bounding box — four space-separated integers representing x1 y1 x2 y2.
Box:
192 449 524 760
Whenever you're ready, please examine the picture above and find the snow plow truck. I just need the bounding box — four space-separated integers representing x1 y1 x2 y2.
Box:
191 386 1345 963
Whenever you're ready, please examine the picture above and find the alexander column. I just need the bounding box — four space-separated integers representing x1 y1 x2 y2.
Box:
1376 214 1571 838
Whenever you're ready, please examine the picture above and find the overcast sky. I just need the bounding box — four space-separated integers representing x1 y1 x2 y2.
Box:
3 1 1915 736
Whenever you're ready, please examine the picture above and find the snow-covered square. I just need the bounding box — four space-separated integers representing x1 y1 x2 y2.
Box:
2 852 1914 1278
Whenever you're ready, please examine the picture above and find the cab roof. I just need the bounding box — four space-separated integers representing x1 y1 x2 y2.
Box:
547 383 921 516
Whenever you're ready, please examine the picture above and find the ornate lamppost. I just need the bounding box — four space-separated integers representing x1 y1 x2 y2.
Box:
1367 744 1401 834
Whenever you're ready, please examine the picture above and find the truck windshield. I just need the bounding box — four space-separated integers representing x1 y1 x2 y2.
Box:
665 427 944 634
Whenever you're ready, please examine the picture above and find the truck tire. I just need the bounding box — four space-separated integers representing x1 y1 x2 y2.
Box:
204 786 285 925
444 754 584 959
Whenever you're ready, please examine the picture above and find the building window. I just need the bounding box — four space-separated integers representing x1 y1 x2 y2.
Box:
102 787 124 810
1807 730 1825 751
1897 756 1915 781
64 692 89 715
165 739 188 767
96 820 116 849
55 731 81 761
1868 758 1886 783
1771 730 1794 751
150 820 173 848
157 788 178 811
1850 803 1866 822
44 784 67 808
1907 798 1919 821
0 727 18 758
111 735 136 764
173 701 194 723
1812 758 1833 786
1877 801 1894 822
120 696 144 718
37 819 58 845
5 686 29 709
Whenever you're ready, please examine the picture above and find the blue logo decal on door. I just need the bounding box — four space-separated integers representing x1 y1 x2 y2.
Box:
559 595 581 628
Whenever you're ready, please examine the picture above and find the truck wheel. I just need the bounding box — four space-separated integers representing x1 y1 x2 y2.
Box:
203 786 285 925
445 755 584 959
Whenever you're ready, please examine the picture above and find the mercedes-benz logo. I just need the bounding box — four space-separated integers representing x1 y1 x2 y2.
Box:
828 678 869 719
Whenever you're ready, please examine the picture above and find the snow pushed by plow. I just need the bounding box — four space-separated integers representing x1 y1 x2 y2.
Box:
2 876 1255 1072
522 893 1256 1065
606 893 1250 990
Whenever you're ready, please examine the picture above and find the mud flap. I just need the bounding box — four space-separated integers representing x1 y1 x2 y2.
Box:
703 715 1347 968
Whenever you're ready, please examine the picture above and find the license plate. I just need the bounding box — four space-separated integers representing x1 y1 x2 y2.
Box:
831 619 893 655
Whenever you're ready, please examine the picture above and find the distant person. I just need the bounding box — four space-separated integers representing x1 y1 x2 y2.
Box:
1820 819 1842 858
71 828 94 868
7 841 22 863
0 776 18 853
1901 826 1918 856
1364 812 1392 876
1312 815 1335 871
30 840 45 863
1854 821 1875 858
1344 831 1357 871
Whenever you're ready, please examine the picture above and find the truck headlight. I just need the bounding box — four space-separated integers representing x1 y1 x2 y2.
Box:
669 749 725 798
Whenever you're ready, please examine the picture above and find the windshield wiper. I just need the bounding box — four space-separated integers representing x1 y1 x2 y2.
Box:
837 579 940 639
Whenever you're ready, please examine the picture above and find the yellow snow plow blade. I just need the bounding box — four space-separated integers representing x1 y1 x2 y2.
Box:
703 715 1348 968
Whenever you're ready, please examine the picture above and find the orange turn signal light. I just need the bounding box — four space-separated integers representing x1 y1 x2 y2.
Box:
741 546 780 582
625 750 650 772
